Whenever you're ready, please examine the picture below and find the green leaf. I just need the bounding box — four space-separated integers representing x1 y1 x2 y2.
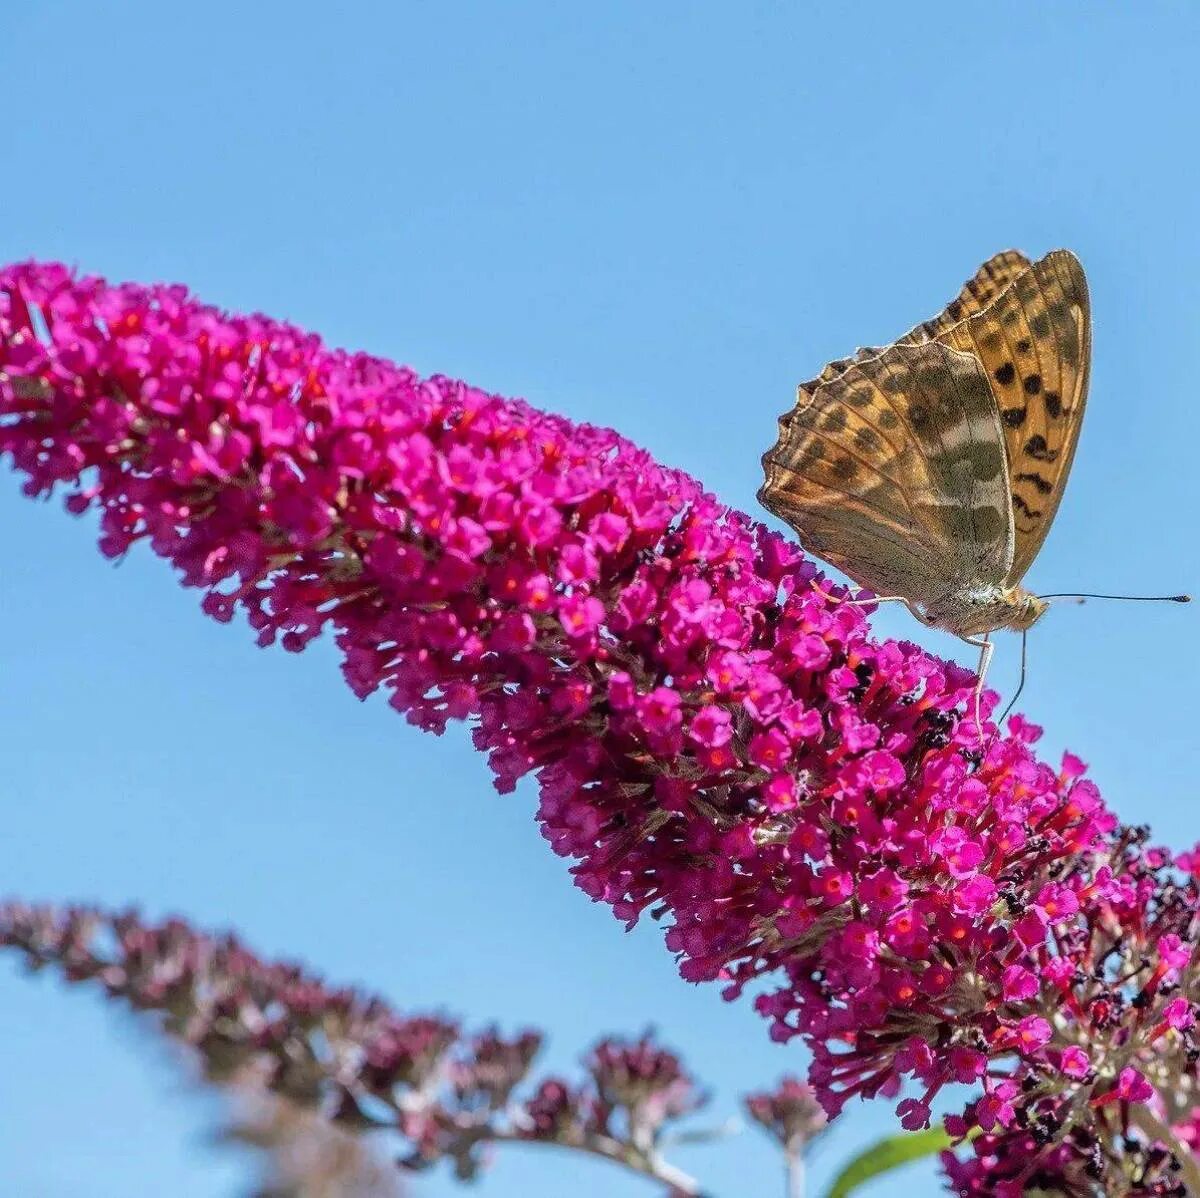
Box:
822 1127 964 1198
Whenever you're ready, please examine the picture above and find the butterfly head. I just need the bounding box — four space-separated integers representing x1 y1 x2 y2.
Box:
1007 589 1049 631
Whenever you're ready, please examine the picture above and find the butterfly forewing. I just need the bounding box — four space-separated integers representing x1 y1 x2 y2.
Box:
759 338 1014 607
789 249 1034 416
935 250 1090 583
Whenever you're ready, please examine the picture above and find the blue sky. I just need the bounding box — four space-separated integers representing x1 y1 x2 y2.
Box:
2 4 1198 1196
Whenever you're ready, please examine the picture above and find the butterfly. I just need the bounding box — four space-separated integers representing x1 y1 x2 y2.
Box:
757 249 1092 725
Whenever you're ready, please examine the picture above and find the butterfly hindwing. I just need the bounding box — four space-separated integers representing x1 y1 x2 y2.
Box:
759 338 1014 606
936 250 1090 583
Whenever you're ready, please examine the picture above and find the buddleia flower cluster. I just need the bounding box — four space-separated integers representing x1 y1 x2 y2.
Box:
3 260 1200 1194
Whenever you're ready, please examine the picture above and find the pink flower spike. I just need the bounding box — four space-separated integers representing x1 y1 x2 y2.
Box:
13 259 1190 1176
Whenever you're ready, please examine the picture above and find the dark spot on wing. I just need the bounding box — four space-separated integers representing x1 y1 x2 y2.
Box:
1012 494 1042 519
1016 471 1054 495
1002 406 1027 428
798 440 826 467
1044 392 1063 418
877 410 899 430
1023 435 1059 462
822 406 848 434
833 455 858 481
1014 277 1038 304
1023 373 1042 396
1015 338 1032 354
854 426 882 453
846 387 874 408
1029 313 1050 338
994 362 1016 386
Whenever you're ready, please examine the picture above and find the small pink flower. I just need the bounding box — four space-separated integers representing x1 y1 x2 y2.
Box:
636 687 683 738
748 727 792 770
1058 1047 1091 1079
762 774 799 813
1116 1067 1154 1103
1163 997 1195 1031
949 1046 986 1084
1158 933 1191 978
520 572 554 612
896 1098 931 1130
786 632 832 671
606 671 636 710
558 593 605 639
706 650 750 694
933 827 985 879
1001 966 1038 1003
1014 1016 1052 1055
557 540 599 584
587 511 629 554
976 1090 1016 1132
1034 883 1079 924
742 667 785 721
815 868 853 906
689 705 732 748
858 750 905 794
858 869 907 913
952 874 997 917
778 701 823 741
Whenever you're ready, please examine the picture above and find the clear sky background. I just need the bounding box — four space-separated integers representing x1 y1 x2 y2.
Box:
2 5 1198 1197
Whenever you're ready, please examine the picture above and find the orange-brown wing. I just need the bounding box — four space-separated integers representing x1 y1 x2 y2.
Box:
935 250 1090 582
772 251 1033 449
759 339 1014 605
798 250 1032 401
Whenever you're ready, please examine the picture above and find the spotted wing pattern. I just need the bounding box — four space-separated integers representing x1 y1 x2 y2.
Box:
758 338 1014 606
788 250 1033 421
934 250 1090 582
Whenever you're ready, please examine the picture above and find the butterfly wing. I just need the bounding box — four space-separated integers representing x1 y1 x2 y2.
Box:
759 338 1014 605
935 250 1090 583
788 250 1033 417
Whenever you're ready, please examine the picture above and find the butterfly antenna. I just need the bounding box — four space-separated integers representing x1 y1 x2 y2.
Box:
994 627 1029 733
1038 592 1191 604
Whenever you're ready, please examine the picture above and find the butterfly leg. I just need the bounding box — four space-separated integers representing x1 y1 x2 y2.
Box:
961 633 993 736
812 583 911 609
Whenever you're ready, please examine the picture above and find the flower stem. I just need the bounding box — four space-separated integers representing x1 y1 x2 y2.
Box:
786 1147 806 1198
487 1129 708 1196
